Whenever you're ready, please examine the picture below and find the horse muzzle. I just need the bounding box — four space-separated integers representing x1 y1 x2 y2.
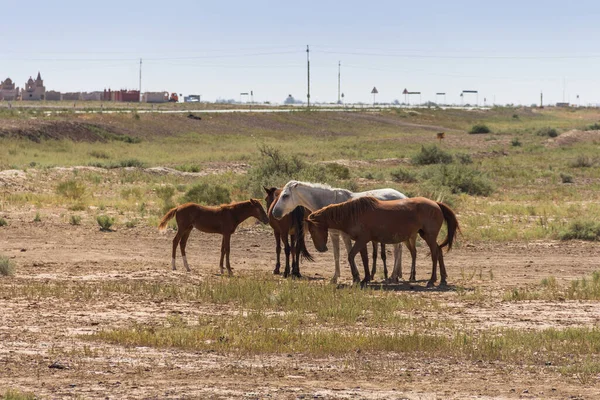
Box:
317 245 328 253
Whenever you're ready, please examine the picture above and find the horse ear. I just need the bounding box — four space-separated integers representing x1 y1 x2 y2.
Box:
263 186 269 193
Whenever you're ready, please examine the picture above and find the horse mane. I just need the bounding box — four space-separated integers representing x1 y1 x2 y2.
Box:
284 180 353 196
310 196 378 226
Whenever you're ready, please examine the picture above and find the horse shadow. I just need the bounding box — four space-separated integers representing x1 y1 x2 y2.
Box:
336 279 459 292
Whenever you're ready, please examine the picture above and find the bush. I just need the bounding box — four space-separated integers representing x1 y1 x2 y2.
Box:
96 215 114 231
118 158 145 168
511 137 522 147
537 127 558 138
469 124 491 134
324 163 351 180
430 165 494 196
585 123 600 131
56 180 86 201
183 183 231 205
560 173 574 183
89 150 111 159
412 145 453 165
70 215 82 225
559 220 600 241
455 153 473 164
0 217 7 227
0 255 15 277
390 167 417 183
570 155 595 168
33 212 41 222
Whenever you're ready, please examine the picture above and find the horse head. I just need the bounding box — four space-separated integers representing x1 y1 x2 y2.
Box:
306 215 328 253
263 186 280 209
250 199 269 224
271 181 299 219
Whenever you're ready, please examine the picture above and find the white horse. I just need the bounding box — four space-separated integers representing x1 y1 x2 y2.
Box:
271 180 417 283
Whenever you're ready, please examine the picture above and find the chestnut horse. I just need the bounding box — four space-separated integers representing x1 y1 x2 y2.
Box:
264 187 313 278
306 197 459 287
158 199 269 275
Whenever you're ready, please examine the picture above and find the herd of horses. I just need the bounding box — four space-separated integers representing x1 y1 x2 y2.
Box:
158 180 460 287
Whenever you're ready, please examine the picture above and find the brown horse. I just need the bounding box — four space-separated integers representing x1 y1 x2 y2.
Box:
306 196 459 287
264 187 313 278
158 199 269 275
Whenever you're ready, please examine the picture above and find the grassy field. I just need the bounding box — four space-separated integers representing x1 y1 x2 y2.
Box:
2 106 600 242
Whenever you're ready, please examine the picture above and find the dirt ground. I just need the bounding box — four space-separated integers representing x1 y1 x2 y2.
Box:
1 212 600 399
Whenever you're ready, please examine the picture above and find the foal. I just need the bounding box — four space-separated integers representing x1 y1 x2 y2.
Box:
158 199 269 275
306 197 459 287
264 187 313 278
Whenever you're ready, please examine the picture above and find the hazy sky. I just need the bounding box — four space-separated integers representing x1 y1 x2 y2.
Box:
2 0 600 105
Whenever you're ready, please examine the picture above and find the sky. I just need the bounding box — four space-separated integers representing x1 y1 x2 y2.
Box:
2 0 600 105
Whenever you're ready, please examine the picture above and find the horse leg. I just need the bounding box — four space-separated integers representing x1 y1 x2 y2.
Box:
291 234 302 278
424 234 439 288
407 233 418 282
179 228 193 272
380 243 388 281
224 234 233 276
389 243 403 283
273 231 282 275
438 245 448 287
330 231 341 283
359 245 370 286
341 233 356 279
370 241 378 281
219 235 226 275
171 229 185 271
282 235 291 278
347 240 366 285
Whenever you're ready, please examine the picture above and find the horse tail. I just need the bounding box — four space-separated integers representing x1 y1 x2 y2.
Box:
158 206 178 233
438 202 460 251
292 206 314 262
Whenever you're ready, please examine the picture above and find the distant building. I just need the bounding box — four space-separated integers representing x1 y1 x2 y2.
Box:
81 91 103 101
103 89 140 102
184 95 201 103
0 77 19 100
143 91 169 103
45 90 61 101
22 72 46 100
556 102 570 108
62 92 80 101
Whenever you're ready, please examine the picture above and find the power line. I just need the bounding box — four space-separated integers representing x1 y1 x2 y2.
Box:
313 50 600 60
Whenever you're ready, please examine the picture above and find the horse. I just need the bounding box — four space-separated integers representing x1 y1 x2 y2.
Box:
158 199 269 275
306 196 459 287
264 187 313 278
270 180 417 283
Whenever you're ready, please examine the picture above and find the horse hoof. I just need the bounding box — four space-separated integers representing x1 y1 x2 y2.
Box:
426 280 435 288
273 269 280 275
440 280 448 287
329 277 338 284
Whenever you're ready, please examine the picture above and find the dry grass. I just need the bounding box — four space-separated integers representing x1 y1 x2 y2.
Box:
504 271 600 301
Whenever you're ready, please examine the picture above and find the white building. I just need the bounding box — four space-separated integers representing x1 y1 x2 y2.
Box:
0 77 19 101
22 72 46 100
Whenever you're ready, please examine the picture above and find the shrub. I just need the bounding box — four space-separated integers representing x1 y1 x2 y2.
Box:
96 215 114 231
0 217 7 227
183 183 231 205
390 167 417 183
69 215 82 225
585 123 600 131
0 255 15 277
455 153 473 164
560 173 574 184
430 165 494 196
570 155 595 168
559 220 600 241
324 163 351 180
118 158 145 168
469 124 491 134
511 137 522 147
175 165 201 173
125 219 137 228
412 145 453 165
56 180 86 201
537 127 558 138
33 212 41 222
89 150 111 159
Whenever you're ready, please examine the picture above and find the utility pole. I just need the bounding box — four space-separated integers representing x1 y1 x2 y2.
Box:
540 91 543 108
306 45 310 109
139 58 142 102
337 61 341 104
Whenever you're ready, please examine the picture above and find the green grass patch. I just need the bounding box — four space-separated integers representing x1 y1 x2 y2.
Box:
505 271 600 301
559 220 600 241
469 124 491 134
182 183 231 205
0 255 16 277
412 145 453 165
96 215 114 231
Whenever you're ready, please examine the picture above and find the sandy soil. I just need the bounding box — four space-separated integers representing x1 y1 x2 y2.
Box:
1 213 600 399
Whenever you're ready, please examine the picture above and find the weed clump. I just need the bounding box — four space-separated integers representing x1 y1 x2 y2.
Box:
0 217 7 227
0 256 15 277
560 173 573 184
570 155 595 168
183 183 231 205
537 127 559 137
430 165 494 196
412 145 453 165
56 180 86 201
390 167 417 183
70 215 82 225
585 122 600 131
559 220 600 241
97 215 115 231
469 124 491 134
